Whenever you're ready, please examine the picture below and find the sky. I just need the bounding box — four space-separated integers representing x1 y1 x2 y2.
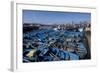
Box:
23 10 91 24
